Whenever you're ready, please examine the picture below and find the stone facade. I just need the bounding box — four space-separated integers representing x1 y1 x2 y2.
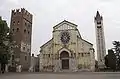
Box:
94 11 106 69
10 8 33 70
39 20 95 72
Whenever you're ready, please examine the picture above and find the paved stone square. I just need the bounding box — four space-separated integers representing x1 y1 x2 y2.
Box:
0 72 120 79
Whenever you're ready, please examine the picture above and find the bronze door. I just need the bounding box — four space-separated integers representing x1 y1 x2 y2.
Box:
62 59 69 69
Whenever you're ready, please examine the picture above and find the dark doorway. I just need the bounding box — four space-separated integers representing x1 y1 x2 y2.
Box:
60 51 69 69
62 59 69 69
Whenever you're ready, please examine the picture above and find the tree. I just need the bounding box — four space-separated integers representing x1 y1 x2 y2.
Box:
113 41 120 55
112 41 120 70
104 55 109 68
108 49 116 71
104 41 120 71
0 16 10 73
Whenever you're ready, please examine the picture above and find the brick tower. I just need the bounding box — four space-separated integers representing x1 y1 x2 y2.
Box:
10 8 33 71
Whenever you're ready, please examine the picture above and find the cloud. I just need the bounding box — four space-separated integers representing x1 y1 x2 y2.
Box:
99 0 115 2
8 0 19 4
0 0 120 57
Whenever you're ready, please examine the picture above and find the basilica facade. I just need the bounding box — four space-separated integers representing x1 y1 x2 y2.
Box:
39 20 95 72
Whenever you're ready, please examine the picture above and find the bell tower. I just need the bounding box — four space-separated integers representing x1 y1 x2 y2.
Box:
94 11 106 69
10 8 33 70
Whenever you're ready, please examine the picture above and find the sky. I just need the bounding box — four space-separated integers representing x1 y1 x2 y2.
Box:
0 0 120 58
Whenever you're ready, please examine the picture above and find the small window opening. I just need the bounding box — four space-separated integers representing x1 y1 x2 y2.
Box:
17 28 19 32
12 29 14 32
23 47 25 50
18 21 20 24
25 56 27 61
24 29 26 33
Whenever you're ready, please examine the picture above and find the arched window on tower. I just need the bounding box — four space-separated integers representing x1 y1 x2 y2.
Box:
17 21 20 25
97 21 101 24
23 47 25 50
25 22 27 26
12 28 14 32
24 29 26 33
12 55 14 60
17 28 19 32
13 21 15 25
28 31 29 34
25 56 27 61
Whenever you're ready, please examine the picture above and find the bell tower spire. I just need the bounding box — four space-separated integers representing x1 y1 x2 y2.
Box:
95 11 103 21
96 11 100 17
94 11 106 69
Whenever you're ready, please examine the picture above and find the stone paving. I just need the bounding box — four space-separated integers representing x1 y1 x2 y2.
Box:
0 72 120 79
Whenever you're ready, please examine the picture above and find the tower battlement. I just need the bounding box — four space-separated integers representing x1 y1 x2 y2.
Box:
11 8 32 23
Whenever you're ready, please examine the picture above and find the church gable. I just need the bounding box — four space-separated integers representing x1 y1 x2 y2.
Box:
53 20 77 31
40 39 53 49
39 20 95 72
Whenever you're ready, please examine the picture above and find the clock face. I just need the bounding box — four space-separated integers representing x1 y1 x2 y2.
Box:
60 31 70 44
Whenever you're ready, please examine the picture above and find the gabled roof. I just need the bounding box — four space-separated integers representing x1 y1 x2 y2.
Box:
82 39 93 46
77 35 93 46
40 38 53 48
53 20 77 29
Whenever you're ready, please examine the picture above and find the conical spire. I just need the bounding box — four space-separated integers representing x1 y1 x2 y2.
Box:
95 11 103 21
96 11 100 18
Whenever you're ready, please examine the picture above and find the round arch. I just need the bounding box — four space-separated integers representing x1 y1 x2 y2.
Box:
58 48 71 57
59 50 70 69
60 51 69 59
